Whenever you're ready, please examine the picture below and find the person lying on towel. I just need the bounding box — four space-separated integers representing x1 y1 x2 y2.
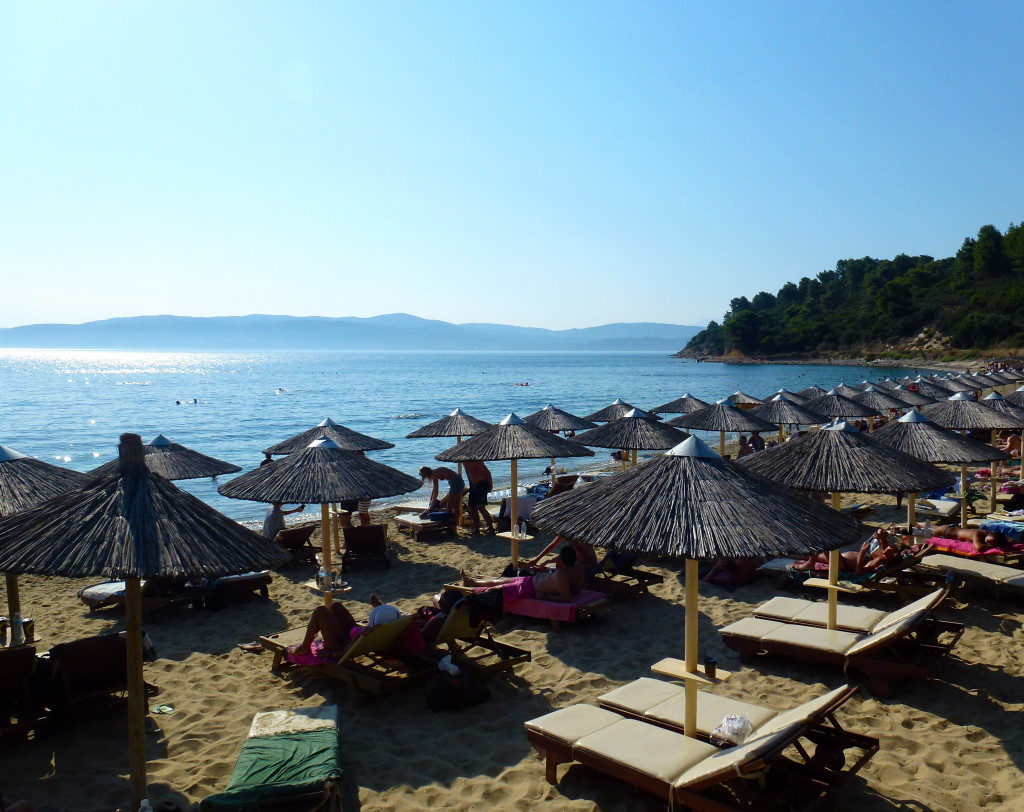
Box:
461 545 585 603
900 523 1012 553
790 531 897 575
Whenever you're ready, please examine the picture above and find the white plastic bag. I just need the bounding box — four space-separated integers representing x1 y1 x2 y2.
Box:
712 714 753 745
438 654 462 677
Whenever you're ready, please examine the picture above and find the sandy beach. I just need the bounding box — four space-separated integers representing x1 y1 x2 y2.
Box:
3 485 1023 812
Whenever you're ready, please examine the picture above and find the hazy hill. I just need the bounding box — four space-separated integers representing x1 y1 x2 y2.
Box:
0 314 701 352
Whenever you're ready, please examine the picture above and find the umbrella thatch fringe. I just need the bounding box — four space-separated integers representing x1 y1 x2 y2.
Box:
435 422 595 462
571 415 689 450
650 394 710 415
0 470 289 579
219 447 421 503
749 397 827 425
0 456 94 515
90 442 241 480
851 388 911 411
263 423 394 455
531 454 862 559
582 400 657 423
802 392 880 419
738 427 955 493
873 419 1012 463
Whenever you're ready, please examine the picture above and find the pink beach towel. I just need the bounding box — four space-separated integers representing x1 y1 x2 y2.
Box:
503 589 606 623
927 536 1024 558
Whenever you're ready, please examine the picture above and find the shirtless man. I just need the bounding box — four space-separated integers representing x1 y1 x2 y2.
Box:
462 545 585 603
463 460 495 535
999 432 1022 458
907 522 1011 553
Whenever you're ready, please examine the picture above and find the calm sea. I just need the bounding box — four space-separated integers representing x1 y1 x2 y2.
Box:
0 350 925 523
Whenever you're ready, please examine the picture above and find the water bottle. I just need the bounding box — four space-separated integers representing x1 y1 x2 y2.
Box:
139 800 153 812
316 566 328 590
9 613 25 647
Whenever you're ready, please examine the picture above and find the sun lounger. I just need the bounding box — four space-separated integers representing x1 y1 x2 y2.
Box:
0 646 44 742
720 588 962 697
525 687 877 810
444 582 610 628
259 615 435 695
924 535 1024 564
198 705 342 811
431 602 531 676
208 571 273 607
588 554 665 597
752 588 947 634
916 553 1024 598
276 524 320 564
914 498 961 519
394 513 450 541
341 525 392 572
979 518 1024 541
77 577 208 619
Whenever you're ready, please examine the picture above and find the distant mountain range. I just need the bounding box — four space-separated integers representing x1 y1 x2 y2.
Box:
0 314 701 352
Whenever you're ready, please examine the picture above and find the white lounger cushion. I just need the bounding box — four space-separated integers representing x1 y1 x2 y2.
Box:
646 691 778 736
673 723 800 788
248 705 338 739
870 589 943 634
754 685 850 736
524 704 623 745
719 617 788 640
919 554 1024 587
598 676 686 715
574 718 720 784
755 597 886 633
761 624 862 655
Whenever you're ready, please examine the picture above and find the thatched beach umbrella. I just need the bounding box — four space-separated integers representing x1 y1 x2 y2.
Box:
0 445 95 633
833 383 862 399
666 400 778 456
532 435 862 738
796 384 828 401
981 392 1024 423
571 408 690 465
582 398 661 423
89 434 242 480
936 375 976 393
435 415 594 566
851 385 911 413
873 410 1012 523
968 373 1003 389
739 420 953 628
523 405 598 485
650 393 711 415
1008 385 1024 408
912 377 957 400
725 391 763 410
772 388 808 405
890 384 935 407
749 394 828 441
405 408 491 439
263 417 394 456
219 437 421 602
804 389 881 421
0 434 288 810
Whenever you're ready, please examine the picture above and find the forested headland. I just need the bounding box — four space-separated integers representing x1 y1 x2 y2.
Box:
681 222 1024 361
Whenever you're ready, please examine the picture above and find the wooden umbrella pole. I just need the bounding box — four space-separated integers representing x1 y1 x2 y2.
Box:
683 558 699 738
908 492 917 529
827 492 842 630
719 431 726 456
125 577 148 811
550 457 557 488
510 458 519 568
456 436 465 529
320 503 333 606
631 449 637 467
960 462 969 528
4 572 20 619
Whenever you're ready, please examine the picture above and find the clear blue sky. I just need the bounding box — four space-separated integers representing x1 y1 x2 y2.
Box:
2 2 1022 330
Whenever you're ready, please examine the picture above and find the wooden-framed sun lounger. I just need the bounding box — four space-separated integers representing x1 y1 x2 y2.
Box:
259 616 435 696
916 553 1024 597
588 556 665 597
913 499 961 519
77 577 208 619
394 513 450 541
198 705 342 811
720 588 963 697
752 588 947 634
432 602 531 676
923 535 1024 564
0 646 44 742
525 687 877 811
276 523 320 564
444 582 610 628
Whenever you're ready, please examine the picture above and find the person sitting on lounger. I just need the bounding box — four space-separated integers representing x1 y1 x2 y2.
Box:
904 523 1011 553
294 594 403 659
461 545 585 603
790 535 897 574
524 536 600 580
999 432 1022 458
701 557 766 586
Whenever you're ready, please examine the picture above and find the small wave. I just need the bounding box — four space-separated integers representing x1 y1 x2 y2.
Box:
391 413 425 419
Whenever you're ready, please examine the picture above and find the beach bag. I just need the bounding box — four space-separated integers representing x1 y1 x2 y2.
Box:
427 510 455 523
426 656 489 712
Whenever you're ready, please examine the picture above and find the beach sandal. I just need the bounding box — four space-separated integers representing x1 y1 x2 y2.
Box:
237 641 263 654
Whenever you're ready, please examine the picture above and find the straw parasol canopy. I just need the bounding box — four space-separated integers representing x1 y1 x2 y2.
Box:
889 384 935 407
912 378 957 400
666 400 777 455
582 398 661 423
850 386 912 413
981 392 1024 424
0 434 289 810
649 393 711 415
935 375 976 393
738 419 955 495
920 393 1024 431
405 408 491 439
89 434 242 480
531 435 863 737
521 404 597 433
968 373 1003 388
436 415 593 565
772 388 808 405
873 410 1012 465
833 383 862 398
263 417 394 455
0 445 96 628
749 394 828 435
570 408 690 454
803 389 881 420
796 384 828 400
1008 385 1024 408
725 391 764 407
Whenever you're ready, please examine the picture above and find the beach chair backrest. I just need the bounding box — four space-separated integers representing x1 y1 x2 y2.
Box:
870 589 944 634
674 722 800 788
846 596 940 657
343 525 387 554
754 685 852 737
433 603 483 646
337 615 415 664
0 646 36 710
